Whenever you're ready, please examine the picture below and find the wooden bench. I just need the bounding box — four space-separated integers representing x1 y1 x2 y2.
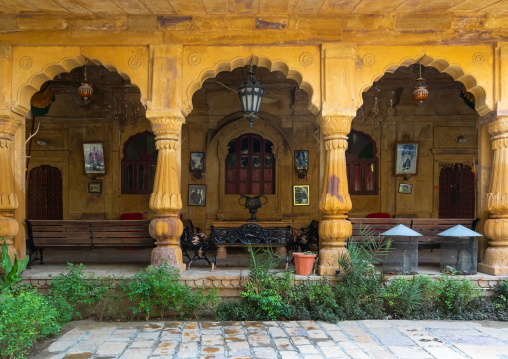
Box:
210 221 292 270
348 218 479 249
25 219 154 266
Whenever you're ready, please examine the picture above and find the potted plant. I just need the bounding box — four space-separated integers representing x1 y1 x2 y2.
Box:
293 251 317 275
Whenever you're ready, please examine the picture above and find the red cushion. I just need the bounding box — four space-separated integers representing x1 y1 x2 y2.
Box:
120 213 143 220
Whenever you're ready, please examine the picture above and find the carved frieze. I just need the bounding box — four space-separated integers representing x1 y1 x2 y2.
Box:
318 115 353 137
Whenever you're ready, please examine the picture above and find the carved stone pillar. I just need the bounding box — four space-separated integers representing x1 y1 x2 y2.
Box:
478 115 508 275
148 113 185 271
0 115 20 265
317 114 353 276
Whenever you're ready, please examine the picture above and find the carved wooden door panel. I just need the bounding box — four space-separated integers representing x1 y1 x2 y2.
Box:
28 165 63 220
439 164 475 218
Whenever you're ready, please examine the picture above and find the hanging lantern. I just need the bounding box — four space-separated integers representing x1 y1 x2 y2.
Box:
412 64 428 103
78 65 93 100
238 61 265 128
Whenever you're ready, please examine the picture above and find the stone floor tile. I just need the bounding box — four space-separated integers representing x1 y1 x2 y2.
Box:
354 335 374 343
248 334 272 347
164 322 183 328
96 341 129 356
175 342 199 358
303 355 325 359
338 341 359 350
59 331 87 341
183 322 199 329
120 348 153 359
227 341 250 350
66 340 105 354
318 322 340 331
285 327 308 337
225 334 247 342
424 346 469 359
202 329 222 335
327 331 349 342
361 321 393 328
227 348 252 357
343 349 371 359
422 321 473 330
160 332 181 341
454 345 508 359
298 321 320 330
261 321 280 327
296 344 320 354
280 322 301 328
279 351 302 359
274 338 294 351
320 345 347 358
148 356 173 359
47 340 77 353
313 339 337 347
201 334 224 345
130 340 156 348
152 342 178 355
142 323 164 331
291 336 311 345
252 346 278 358
40 354 66 359
268 327 287 337
224 326 243 334
201 345 225 355
307 329 328 339
112 329 138 337
136 331 161 340
388 346 433 359
341 326 369 337
181 331 200 342
411 335 446 347
198 355 225 359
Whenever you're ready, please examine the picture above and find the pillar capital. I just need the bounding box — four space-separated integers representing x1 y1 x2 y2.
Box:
0 115 22 141
146 110 186 140
317 111 355 138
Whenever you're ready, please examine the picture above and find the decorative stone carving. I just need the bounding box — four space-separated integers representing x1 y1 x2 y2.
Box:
19 56 32 70
299 52 313 67
188 52 201 67
317 114 354 276
479 115 508 275
472 52 486 65
149 216 184 270
363 53 376 68
128 55 142 70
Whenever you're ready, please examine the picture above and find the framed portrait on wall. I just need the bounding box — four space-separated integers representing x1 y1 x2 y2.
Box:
395 142 419 176
190 152 205 172
83 143 106 174
88 182 102 194
293 185 310 206
398 183 413 194
294 150 309 171
189 184 206 206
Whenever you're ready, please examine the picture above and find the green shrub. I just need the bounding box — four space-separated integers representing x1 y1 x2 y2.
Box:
287 279 340 322
215 300 258 321
1 237 29 291
383 275 432 318
123 262 217 320
428 275 481 317
0 285 60 359
49 263 110 322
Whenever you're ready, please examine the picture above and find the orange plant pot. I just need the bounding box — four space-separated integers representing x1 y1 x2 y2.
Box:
293 253 317 275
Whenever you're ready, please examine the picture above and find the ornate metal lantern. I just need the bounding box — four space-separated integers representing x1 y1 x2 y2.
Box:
238 62 264 128
412 64 428 103
77 65 93 100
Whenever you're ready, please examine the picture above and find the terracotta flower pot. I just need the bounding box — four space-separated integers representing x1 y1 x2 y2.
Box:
293 252 317 275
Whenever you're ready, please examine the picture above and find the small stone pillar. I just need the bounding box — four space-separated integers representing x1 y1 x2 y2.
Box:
0 115 20 266
317 114 353 276
147 112 185 271
479 115 508 275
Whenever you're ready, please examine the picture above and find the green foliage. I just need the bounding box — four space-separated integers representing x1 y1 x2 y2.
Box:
287 278 340 322
215 300 259 321
0 285 60 359
1 238 29 290
428 275 481 317
49 263 110 322
494 280 508 310
123 262 217 320
383 275 432 318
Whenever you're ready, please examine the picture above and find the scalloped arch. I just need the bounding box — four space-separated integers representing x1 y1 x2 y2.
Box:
14 55 145 115
358 55 490 116
184 55 318 117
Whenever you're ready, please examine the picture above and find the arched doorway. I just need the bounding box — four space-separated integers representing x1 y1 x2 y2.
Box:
28 165 63 220
439 164 475 218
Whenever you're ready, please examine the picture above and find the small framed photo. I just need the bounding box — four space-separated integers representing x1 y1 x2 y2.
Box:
294 150 309 171
398 183 413 194
83 143 106 174
395 142 419 176
88 182 102 194
293 185 310 206
190 152 205 173
189 184 206 206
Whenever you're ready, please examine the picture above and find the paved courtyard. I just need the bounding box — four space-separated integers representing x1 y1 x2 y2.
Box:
31 320 508 359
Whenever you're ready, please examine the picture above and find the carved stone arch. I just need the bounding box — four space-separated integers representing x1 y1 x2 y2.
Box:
207 116 293 220
355 48 493 116
181 46 321 117
12 47 148 115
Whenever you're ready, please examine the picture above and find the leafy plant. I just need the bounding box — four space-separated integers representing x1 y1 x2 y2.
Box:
382 275 432 318
49 263 109 322
1 238 29 291
427 275 481 317
0 285 61 359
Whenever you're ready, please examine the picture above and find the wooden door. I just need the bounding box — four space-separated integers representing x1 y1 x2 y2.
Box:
28 165 63 220
439 164 475 218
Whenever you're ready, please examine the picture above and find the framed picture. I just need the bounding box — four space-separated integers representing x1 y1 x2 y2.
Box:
190 152 205 173
398 183 413 194
189 184 206 206
293 185 310 206
88 182 102 194
83 143 106 174
294 150 309 171
395 142 419 176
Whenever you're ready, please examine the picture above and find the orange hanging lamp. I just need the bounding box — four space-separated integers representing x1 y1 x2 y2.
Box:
412 64 429 103
78 65 93 100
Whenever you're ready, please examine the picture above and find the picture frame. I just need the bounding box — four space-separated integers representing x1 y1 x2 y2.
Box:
83 142 106 175
398 183 413 194
293 185 310 206
395 142 419 176
294 150 309 171
88 182 102 194
188 184 206 206
190 152 205 173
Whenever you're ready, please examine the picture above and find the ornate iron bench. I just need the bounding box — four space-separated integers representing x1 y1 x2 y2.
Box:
180 219 212 268
210 222 291 270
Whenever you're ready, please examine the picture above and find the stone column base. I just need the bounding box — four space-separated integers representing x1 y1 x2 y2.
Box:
151 245 184 273
478 247 508 275
318 247 348 276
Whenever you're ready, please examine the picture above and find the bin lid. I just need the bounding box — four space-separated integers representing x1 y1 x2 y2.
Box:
437 224 482 237
381 224 422 237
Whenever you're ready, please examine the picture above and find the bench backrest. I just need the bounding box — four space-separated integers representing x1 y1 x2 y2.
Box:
349 218 479 242
26 219 154 247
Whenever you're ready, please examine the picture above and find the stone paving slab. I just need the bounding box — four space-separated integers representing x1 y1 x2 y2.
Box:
29 320 508 359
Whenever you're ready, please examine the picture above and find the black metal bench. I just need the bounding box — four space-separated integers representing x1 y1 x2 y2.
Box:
210 222 291 270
